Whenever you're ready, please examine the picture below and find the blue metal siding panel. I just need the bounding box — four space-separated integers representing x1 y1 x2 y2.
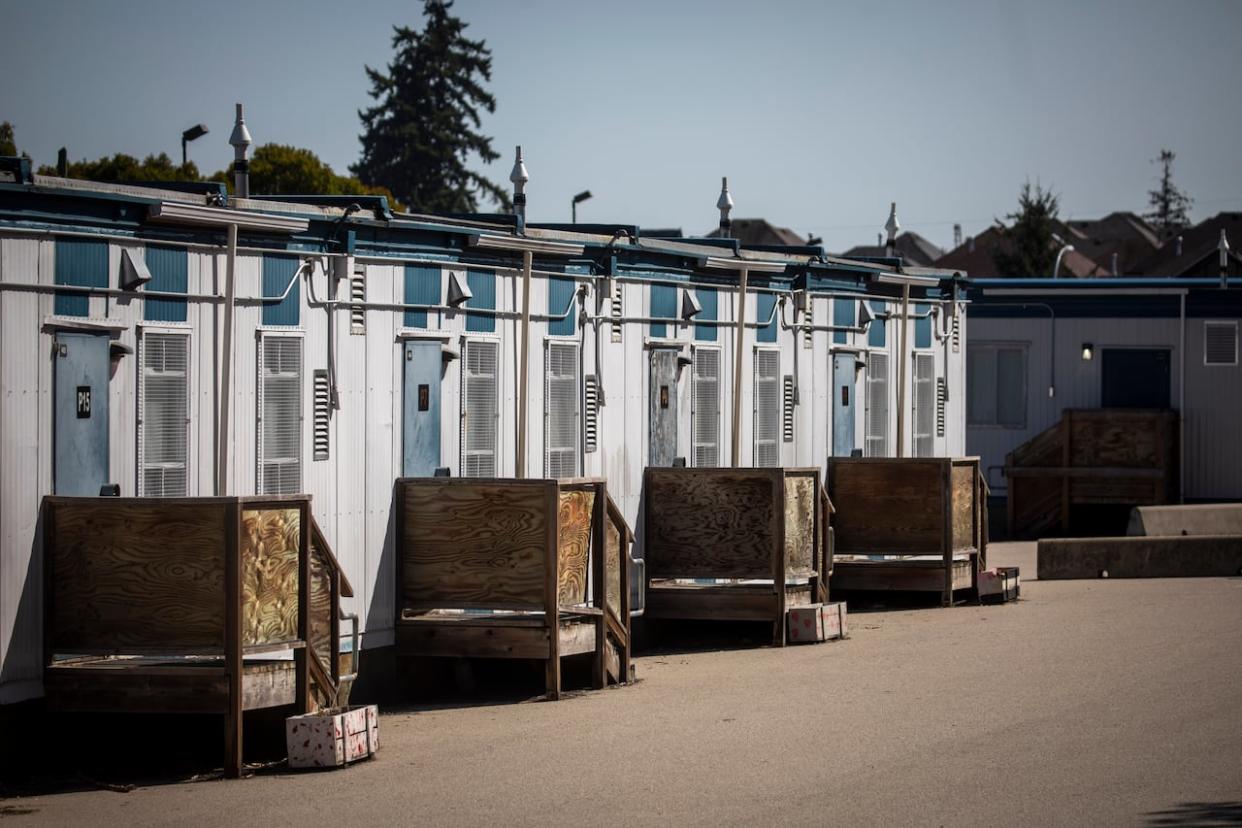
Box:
144 246 188 323
650 284 676 337
548 276 575 336
834 298 855 344
695 287 717 342
867 300 886 347
262 256 301 326
756 292 777 343
465 269 495 332
54 238 107 317
403 264 440 328
915 302 931 348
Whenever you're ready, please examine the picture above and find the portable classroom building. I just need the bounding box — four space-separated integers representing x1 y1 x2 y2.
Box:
965 278 1242 504
0 172 966 702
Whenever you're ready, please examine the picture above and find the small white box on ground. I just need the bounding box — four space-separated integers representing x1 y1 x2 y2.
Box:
286 704 379 769
978 567 1020 604
787 602 848 644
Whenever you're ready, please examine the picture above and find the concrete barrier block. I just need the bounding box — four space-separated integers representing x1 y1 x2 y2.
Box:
1038 535 1242 580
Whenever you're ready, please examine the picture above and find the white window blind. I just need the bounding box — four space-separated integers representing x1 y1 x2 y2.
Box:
461 339 498 477
912 352 935 458
544 342 580 478
753 349 780 467
139 332 189 496
692 348 720 467
864 351 889 457
258 336 303 495
1205 321 1237 366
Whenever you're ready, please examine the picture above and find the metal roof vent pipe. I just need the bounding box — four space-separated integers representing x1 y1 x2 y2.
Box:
510 145 529 235
717 177 733 238
1220 229 1231 290
229 103 252 199
885 202 900 258
1175 235 1183 257
1111 251 1119 277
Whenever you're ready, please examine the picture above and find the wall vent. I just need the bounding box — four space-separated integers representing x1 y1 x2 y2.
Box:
584 374 599 453
350 269 366 335
313 369 331 460
610 281 623 343
1205 321 1238 366
803 299 814 349
936 376 947 438
782 375 795 443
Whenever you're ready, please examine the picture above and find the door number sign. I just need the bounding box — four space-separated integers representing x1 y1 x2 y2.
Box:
76 386 92 418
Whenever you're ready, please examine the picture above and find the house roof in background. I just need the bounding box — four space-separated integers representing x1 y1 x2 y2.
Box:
1133 212 1242 276
840 231 944 267
704 217 805 246
1062 211 1160 275
934 225 1108 278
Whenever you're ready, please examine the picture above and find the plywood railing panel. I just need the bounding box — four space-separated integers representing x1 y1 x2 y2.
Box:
240 508 301 647
556 487 594 607
829 460 944 554
400 480 549 611
783 472 818 577
951 461 978 551
47 501 228 653
644 469 778 580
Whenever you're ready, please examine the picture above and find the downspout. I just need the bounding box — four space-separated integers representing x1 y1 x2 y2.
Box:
731 267 748 467
516 249 533 478
1179 292 1186 503
895 282 910 457
217 222 238 495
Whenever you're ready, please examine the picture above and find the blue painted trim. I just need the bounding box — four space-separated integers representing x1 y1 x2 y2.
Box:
833 298 855 344
54 238 107 316
144 245 188 323
915 302 931 348
261 255 301 326
756 292 777 343
695 287 718 342
404 264 440 328
465 269 496 332
548 275 575 336
650 284 676 337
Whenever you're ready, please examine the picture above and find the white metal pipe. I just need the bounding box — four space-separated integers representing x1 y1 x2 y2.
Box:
217 222 238 496
730 267 748 467
516 249 533 478
1179 292 1186 503
895 282 911 458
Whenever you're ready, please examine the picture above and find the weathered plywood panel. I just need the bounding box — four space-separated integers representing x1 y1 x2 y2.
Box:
1068 412 1173 469
556 488 593 607
829 461 943 554
784 473 817 576
48 502 227 653
951 463 976 551
241 508 301 647
401 482 548 610
644 469 776 580
309 542 332 667
606 516 622 616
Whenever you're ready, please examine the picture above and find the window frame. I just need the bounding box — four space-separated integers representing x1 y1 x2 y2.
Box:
137 327 191 496
967 342 1029 430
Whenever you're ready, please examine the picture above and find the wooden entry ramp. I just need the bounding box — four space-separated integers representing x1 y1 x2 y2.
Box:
827 457 986 606
395 477 632 700
641 467 831 646
42 495 353 778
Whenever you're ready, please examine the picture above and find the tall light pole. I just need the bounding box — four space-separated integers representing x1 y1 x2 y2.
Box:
1052 237 1075 278
571 190 592 223
181 123 208 167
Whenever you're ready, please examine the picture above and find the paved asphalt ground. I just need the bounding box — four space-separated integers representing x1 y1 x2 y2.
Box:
5 542 1241 826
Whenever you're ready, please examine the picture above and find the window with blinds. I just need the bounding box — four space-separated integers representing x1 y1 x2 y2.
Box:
912 353 935 458
753 349 780 467
692 348 720 467
461 339 498 476
1205 321 1238 366
258 336 303 495
544 342 580 478
139 332 190 496
864 352 889 457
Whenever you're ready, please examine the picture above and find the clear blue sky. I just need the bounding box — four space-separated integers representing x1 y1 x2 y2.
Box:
4 0 1240 252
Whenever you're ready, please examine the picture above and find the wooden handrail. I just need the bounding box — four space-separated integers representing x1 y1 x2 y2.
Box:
310 515 354 599
307 646 337 708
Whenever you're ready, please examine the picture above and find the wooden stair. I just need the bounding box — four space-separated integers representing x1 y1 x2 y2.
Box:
307 516 356 710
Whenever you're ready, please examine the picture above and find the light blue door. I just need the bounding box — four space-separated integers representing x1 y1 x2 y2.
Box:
54 332 110 495
403 341 441 477
832 353 856 457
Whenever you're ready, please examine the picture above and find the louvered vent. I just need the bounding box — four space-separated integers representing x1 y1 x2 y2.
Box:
782 375 795 443
610 280 623 343
865 352 889 457
1205 321 1237 366
545 342 580 478
803 299 814 349
912 353 935 458
936 376 947 438
753 349 780 467
350 270 366 335
139 332 189 496
313 369 330 460
692 348 720 467
461 339 498 477
584 374 599 454
258 336 303 494
951 309 961 353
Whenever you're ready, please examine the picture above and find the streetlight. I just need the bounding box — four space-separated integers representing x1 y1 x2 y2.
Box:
571 190 592 223
1052 233 1074 278
181 123 209 167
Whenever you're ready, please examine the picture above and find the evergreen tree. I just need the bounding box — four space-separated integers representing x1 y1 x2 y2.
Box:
993 181 1062 276
353 1 510 213
0 122 16 157
1144 149 1192 241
